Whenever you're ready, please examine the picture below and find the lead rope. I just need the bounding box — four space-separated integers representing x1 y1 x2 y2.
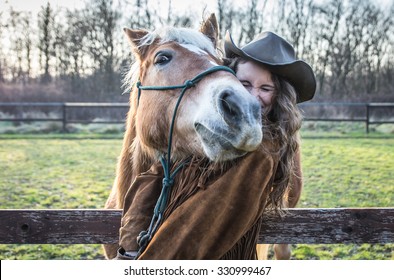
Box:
133 66 236 259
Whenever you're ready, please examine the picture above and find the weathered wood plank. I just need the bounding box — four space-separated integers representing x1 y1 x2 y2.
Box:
0 208 393 244
0 209 122 244
259 208 394 244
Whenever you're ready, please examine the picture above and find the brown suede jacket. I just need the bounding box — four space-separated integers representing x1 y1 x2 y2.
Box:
117 141 280 260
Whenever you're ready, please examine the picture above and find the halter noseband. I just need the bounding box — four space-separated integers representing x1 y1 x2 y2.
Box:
134 65 236 258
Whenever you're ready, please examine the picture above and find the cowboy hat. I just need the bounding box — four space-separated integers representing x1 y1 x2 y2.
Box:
224 31 316 103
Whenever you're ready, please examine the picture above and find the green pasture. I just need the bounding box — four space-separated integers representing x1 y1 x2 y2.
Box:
0 131 393 259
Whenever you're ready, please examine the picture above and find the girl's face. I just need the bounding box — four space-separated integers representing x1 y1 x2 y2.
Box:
236 60 275 107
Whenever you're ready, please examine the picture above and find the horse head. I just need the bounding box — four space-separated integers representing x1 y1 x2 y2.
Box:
124 14 262 165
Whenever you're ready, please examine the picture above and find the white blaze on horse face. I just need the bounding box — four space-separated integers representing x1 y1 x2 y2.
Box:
179 43 207 55
182 74 263 162
179 44 218 66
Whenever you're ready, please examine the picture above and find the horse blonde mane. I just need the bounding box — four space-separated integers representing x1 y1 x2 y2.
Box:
140 27 216 54
123 26 217 94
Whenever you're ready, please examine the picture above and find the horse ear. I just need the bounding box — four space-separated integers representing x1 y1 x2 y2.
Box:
199 13 219 49
123 28 149 57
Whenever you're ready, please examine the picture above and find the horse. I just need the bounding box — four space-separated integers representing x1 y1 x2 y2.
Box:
103 14 263 259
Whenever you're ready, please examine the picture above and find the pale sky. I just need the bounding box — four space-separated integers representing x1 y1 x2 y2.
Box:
0 0 217 14
1 0 83 13
1 0 392 13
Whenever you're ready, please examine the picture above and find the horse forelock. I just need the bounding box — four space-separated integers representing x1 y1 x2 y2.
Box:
141 27 216 56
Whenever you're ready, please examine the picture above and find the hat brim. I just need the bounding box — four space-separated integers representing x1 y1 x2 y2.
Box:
224 32 316 103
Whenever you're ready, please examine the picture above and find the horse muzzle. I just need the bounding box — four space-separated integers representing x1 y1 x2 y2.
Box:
194 86 263 162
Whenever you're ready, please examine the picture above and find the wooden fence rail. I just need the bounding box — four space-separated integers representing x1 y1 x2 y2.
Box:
0 208 393 245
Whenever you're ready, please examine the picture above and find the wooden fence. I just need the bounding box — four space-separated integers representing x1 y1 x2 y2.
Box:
0 102 128 132
0 102 393 133
300 102 394 133
1 208 393 245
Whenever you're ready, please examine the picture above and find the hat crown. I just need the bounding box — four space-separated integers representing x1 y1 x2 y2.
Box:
242 32 296 65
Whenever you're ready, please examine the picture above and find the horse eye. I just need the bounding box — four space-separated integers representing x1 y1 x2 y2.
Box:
154 53 172 65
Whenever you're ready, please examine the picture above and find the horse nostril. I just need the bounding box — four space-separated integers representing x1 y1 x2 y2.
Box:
218 90 242 124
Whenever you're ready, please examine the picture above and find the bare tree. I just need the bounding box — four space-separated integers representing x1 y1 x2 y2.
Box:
378 3 394 95
8 8 23 82
83 0 121 95
313 0 343 95
353 0 393 95
125 0 155 29
5 9 32 83
64 10 89 80
0 11 5 83
22 13 33 82
238 0 265 44
285 0 314 57
273 0 287 35
325 0 394 96
216 0 268 46
37 2 56 83
217 0 236 40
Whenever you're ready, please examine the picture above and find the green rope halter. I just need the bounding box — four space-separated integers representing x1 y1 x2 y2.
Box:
134 65 236 258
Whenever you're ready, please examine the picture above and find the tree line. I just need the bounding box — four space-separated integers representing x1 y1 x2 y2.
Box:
0 0 393 102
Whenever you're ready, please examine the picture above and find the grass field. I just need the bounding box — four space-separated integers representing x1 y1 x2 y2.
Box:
0 128 393 259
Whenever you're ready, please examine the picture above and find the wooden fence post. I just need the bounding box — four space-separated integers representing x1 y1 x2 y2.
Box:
366 103 370 134
62 103 67 132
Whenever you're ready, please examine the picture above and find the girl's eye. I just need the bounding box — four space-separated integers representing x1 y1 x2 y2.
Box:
241 81 252 88
154 53 172 65
261 86 275 93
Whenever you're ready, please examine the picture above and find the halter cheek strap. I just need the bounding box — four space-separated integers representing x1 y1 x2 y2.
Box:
134 65 236 258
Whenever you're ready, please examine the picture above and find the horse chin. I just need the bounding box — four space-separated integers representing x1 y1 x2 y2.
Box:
209 148 248 162
195 122 251 162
